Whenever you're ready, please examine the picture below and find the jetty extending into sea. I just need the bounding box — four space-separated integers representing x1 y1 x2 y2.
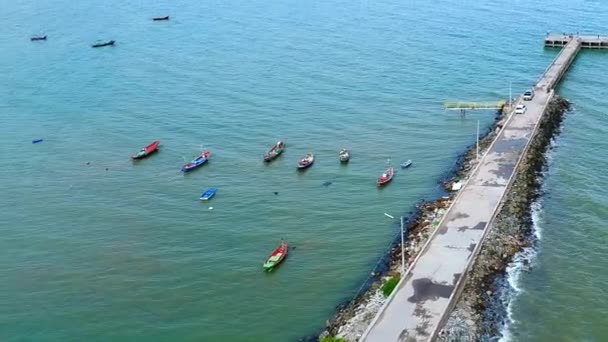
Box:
360 34 607 341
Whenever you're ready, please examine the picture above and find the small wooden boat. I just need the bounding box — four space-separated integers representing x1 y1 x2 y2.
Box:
182 151 210 172
32 138 44 144
30 35 47 41
377 167 394 186
297 153 314 169
152 16 170 21
264 141 285 162
199 187 217 201
263 241 288 271
92 40 115 48
131 140 160 159
339 148 350 163
400 160 412 169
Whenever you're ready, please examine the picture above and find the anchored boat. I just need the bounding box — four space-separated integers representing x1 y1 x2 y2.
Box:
264 141 285 162
182 151 210 172
131 140 160 159
92 40 115 48
400 160 412 169
263 241 288 271
199 187 217 200
339 148 350 163
297 153 314 169
377 167 394 186
152 16 170 21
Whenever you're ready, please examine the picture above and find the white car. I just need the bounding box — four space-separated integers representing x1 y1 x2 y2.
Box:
515 104 527 114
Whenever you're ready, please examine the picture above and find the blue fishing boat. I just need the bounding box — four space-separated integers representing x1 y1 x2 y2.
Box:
182 151 210 172
200 187 217 201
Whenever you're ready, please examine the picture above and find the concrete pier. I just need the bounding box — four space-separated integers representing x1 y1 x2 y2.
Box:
360 37 588 342
545 33 608 49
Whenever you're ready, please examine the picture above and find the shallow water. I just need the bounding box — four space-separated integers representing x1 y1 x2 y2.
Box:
1 0 607 340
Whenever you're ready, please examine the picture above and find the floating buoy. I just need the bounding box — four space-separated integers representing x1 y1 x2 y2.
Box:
32 138 43 144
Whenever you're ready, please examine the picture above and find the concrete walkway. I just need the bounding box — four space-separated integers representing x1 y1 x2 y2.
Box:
361 39 580 342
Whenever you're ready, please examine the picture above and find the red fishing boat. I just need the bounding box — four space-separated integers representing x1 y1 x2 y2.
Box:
377 167 394 186
263 240 288 271
131 140 160 159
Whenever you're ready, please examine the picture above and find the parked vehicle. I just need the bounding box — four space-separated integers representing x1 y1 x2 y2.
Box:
523 90 535 101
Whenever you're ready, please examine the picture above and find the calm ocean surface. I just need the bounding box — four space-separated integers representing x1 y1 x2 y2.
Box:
1 0 606 340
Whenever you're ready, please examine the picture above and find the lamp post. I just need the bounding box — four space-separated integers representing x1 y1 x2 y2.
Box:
385 213 406 277
476 119 480 161
400 216 405 276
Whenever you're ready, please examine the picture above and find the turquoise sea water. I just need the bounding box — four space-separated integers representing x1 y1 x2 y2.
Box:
1 0 606 340
503 51 608 341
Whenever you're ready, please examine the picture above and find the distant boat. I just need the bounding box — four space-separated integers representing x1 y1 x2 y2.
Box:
182 151 211 172
263 240 288 271
131 140 160 159
297 153 314 169
30 35 47 41
339 148 350 163
152 16 170 21
199 187 217 201
264 141 285 162
377 167 394 186
92 40 115 48
400 160 412 169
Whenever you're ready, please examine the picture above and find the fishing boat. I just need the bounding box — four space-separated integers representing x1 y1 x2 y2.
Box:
30 35 47 41
152 15 170 21
131 140 160 159
297 153 314 169
339 148 350 163
400 160 412 169
92 40 115 48
263 141 285 162
199 187 217 201
263 240 288 271
377 167 394 186
182 151 211 172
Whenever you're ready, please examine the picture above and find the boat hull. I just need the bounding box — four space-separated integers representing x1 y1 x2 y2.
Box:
264 141 285 162
200 188 217 200
131 141 160 159
377 167 394 186
263 242 288 271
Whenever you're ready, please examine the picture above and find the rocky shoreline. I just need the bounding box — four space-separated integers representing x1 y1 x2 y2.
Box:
437 96 571 341
316 105 510 342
